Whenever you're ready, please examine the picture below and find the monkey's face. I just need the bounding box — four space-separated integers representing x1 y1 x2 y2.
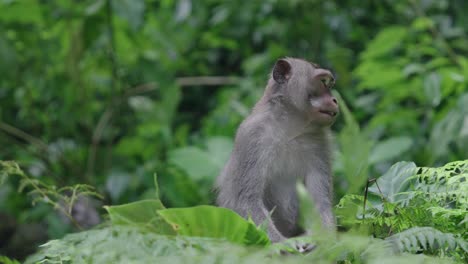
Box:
305 68 339 126
272 58 339 127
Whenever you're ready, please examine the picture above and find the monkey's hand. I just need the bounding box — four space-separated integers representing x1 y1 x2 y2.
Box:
277 237 316 255
295 242 316 253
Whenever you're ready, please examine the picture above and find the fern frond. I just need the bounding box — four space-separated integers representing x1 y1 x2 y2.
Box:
387 227 467 255
415 160 468 205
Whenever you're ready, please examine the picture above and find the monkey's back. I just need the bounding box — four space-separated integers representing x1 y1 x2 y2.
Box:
216 108 326 214
216 57 336 240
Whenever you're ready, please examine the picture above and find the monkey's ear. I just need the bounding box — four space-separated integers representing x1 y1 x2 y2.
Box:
272 59 291 84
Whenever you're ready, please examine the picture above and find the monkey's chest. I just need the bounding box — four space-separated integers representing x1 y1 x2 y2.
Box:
266 141 317 181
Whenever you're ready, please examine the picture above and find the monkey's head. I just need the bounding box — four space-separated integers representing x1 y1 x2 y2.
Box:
271 58 339 126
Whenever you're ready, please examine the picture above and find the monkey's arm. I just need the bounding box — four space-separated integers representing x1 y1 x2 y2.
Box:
218 171 287 242
240 199 287 243
222 141 287 241
304 170 336 229
225 159 287 242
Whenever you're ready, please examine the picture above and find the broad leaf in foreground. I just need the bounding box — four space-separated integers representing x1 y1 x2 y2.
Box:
158 205 270 246
105 199 175 235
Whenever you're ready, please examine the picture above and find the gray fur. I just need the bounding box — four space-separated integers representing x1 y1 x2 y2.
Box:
216 58 337 242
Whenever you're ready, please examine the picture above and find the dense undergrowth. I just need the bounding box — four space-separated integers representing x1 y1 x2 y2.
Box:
1 1 467 263
1 159 466 263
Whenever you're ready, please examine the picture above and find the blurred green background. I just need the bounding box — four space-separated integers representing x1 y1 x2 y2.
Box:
0 0 467 260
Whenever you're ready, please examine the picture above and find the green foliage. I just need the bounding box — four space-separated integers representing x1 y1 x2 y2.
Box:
387 227 467 255
335 92 372 194
168 137 233 181
0 161 102 231
352 15 468 167
338 160 468 261
26 226 452 264
105 199 174 235
159 206 270 246
104 176 270 246
1 0 467 262
25 226 278 264
18 161 465 263
0 256 21 264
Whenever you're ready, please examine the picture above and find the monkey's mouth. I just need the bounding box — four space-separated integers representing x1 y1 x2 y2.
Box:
319 110 338 117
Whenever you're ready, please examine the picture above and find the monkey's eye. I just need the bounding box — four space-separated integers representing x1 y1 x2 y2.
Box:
321 77 334 88
308 91 318 99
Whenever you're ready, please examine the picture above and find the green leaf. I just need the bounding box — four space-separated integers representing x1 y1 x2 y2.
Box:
105 170 131 202
387 227 466 255
429 94 468 160
168 147 219 180
335 92 371 193
168 137 232 181
25 226 256 264
0 256 20 264
175 0 192 22
27 225 329 264
105 199 175 235
411 17 434 31
112 0 145 31
423 72 442 107
368 162 418 203
0 0 43 24
205 136 234 167
158 205 270 246
85 0 105 16
369 136 413 164
154 173 160 199
361 26 407 59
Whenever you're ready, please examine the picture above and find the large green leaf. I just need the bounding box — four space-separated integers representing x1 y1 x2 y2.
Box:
369 136 413 164
105 199 175 235
168 137 233 181
361 26 407 59
368 162 418 203
168 147 219 180
158 205 270 246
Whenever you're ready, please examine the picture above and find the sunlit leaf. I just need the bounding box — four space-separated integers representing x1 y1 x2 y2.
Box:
168 147 219 180
361 26 407 59
168 137 232 181
105 199 175 235
368 162 418 203
158 205 270 246
411 17 434 31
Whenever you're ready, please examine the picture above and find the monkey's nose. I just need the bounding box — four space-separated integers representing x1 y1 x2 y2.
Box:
332 97 337 105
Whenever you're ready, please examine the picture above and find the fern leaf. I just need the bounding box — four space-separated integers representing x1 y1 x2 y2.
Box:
387 227 467 255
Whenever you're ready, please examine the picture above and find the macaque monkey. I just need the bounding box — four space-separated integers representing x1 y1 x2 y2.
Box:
216 58 338 243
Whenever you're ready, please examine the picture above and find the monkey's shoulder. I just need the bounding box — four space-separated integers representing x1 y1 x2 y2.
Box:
235 113 279 144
